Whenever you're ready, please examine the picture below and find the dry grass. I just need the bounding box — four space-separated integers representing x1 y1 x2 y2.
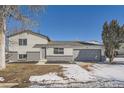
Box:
0 63 62 87
79 62 94 71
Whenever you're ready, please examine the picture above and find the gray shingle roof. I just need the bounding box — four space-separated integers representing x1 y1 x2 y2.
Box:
34 41 102 48
49 41 102 45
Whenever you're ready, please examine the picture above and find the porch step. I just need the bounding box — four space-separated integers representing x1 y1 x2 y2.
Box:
46 61 72 64
36 59 47 65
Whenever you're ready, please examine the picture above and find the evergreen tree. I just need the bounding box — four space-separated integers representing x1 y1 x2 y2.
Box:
102 20 120 63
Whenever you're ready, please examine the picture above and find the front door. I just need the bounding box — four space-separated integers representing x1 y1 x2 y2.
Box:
42 47 46 59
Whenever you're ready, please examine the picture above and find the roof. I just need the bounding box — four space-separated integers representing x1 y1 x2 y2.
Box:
7 30 50 41
48 41 102 45
34 41 103 48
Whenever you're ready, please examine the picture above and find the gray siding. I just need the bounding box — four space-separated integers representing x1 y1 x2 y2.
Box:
27 52 40 61
46 56 73 62
8 52 18 62
8 51 40 62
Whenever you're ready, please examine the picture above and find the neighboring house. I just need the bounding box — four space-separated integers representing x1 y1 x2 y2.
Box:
7 30 105 63
116 43 124 57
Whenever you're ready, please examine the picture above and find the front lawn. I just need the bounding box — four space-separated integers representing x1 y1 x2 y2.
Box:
0 63 62 87
78 62 94 71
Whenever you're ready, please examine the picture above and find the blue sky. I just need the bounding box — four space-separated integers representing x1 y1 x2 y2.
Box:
7 5 124 42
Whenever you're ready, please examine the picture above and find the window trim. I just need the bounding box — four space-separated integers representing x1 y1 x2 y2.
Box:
19 39 27 46
18 54 27 60
54 48 64 54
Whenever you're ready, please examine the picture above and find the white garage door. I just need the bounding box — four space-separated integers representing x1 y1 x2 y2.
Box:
74 49 101 62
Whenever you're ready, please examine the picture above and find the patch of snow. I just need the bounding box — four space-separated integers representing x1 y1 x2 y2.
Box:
0 77 4 82
61 64 95 82
29 63 124 88
113 58 124 62
90 64 124 81
30 80 124 88
29 73 64 84
106 58 124 61
29 64 96 85
105 58 124 63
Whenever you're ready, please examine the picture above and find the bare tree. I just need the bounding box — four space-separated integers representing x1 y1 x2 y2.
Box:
0 5 44 69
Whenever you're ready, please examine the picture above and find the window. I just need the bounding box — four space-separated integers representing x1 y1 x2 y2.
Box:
54 48 64 54
19 39 27 46
19 54 27 60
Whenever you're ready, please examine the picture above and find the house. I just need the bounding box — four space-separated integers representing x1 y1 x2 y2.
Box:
7 30 105 63
116 43 124 57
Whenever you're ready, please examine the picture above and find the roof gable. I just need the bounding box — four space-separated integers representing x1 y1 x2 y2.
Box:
8 30 50 41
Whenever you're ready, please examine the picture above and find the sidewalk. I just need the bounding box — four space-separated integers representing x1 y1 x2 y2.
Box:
0 83 18 88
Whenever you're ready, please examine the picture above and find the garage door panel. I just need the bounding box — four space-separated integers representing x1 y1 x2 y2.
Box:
74 49 101 62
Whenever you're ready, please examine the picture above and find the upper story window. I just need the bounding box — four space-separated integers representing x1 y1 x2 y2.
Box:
54 48 64 54
19 39 27 46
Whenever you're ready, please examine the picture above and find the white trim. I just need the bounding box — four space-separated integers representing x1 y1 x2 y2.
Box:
18 53 27 60
40 48 42 60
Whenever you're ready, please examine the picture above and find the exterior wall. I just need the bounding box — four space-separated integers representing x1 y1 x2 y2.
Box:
46 48 73 56
8 32 48 62
46 48 73 62
8 31 105 62
9 32 48 54
45 46 104 62
117 43 124 55
27 52 40 61
8 52 18 62
46 56 73 62
8 51 40 62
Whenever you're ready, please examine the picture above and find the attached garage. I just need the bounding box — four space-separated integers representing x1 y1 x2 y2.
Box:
73 49 101 62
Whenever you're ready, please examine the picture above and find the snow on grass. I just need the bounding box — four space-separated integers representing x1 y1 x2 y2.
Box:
113 58 124 62
90 64 124 81
29 64 95 84
0 77 4 82
29 73 64 84
61 64 95 82
29 63 124 86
